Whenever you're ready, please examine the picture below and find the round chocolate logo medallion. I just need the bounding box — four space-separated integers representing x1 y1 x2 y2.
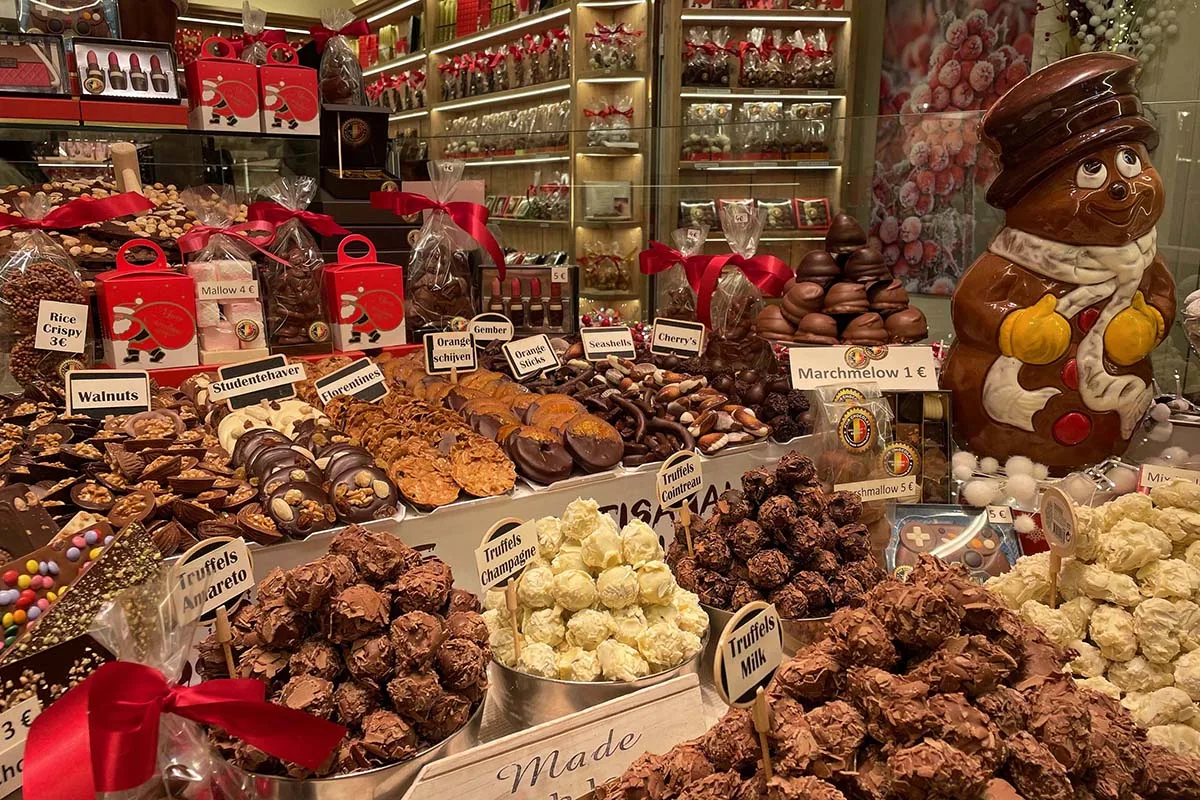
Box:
881 442 920 477
844 346 870 368
341 118 370 145
308 321 330 342
235 319 260 342
867 345 889 360
58 358 85 378
838 407 876 452
832 387 867 404
381 180 399 192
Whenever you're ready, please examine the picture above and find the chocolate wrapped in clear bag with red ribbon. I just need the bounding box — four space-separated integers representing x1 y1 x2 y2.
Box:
639 225 709 321
249 177 346 354
370 160 505 338
0 190 153 387
22 569 346 800
237 2 284 65
699 203 791 373
312 8 368 105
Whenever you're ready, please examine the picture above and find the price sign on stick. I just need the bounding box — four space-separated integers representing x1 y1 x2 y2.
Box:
1039 486 1078 609
476 518 537 660
714 601 783 780
657 451 703 556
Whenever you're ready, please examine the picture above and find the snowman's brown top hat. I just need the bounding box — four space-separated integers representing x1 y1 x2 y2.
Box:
983 52 1158 209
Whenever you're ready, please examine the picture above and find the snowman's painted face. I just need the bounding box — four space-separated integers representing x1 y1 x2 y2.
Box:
1006 142 1163 246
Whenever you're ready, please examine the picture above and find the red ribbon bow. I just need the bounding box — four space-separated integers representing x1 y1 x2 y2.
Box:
235 28 287 56
370 191 506 279
309 19 370 52
177 219 292 266
638 241 708 289
248 201 350 237
0 191 153 232
24 661 346 800
695 252 793 328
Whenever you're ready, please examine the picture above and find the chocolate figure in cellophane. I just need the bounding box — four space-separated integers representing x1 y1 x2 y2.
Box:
942 53 1175 473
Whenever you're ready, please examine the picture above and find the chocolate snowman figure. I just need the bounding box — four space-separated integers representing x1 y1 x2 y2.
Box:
942 53 1175 473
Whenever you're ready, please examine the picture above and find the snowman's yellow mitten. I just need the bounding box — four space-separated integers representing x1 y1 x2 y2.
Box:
1105 291 1164 366
998 294 1072 365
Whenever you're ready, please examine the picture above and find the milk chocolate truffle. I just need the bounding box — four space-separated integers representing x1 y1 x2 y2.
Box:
289 638 343 679
754 304 796 341
823 282 869 314
447 588 482 614
434 637 488 695
390 610 446 669
827 607 898 669
869 581 964 650
775 452 817 489
360 710 418 761
824 213 868 256
330 526 422 583
792 313 839 345
729 519 769 561
747 549 791 589
774 640 843 701
867 279 909 313
391 561 453 614
844 247 891 283
278 674 335 719
387 670 443 718
327 584 390 643
445 611 489 644
795 250 841 289
702 709 760 772
334 681 380 727
841 313 889 345
285 554 356 612
237 646 289 683
347 634 395 682
415 692 473 741
781 281 826 323
883 739 988 800
258 605 307 649
886 306 928 343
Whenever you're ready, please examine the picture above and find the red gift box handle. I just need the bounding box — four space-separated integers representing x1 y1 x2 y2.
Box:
336 233 379 264
201 36 237 60
265 43 298 65
115 239 170 273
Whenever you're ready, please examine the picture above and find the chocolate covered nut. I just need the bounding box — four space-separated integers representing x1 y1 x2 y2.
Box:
328 465 398 523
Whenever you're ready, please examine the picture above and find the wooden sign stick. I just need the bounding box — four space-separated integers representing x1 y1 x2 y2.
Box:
215 605 236 677
505 582 522 660
1048 551 1062 610
679 502 694 556
450 365 458 385
753 686 773 780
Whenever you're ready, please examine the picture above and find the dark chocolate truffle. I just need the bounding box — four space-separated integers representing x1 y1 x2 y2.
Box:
824 213 868 255
795 250 841 288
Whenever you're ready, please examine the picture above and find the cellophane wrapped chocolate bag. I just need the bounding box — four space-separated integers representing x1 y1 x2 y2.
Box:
318 8 365 105
0 193 90 389
258 177 333 354
704 203 776 372
405 160 478 338
240 2 269 65
658 225 708 321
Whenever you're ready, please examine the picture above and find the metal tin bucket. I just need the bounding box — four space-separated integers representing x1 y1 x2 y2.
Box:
221 694 485 800
701 604 830 677
489 631 709 728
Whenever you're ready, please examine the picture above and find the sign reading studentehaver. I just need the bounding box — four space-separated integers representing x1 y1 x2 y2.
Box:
209 355 306 410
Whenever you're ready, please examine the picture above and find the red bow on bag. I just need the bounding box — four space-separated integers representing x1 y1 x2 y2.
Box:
234 28 287 56
695 252 793 328
370 191 507 279
639 240 707 291
247 202 350 237
177 219 292 266
309 19 369 52
0 192 153 232
23 661 346 800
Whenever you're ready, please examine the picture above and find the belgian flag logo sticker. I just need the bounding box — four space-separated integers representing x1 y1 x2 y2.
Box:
838 406 876 451
881 442 920 477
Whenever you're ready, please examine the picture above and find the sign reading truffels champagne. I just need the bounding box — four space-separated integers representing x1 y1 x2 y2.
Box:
649 318 705 358
503 334 561 381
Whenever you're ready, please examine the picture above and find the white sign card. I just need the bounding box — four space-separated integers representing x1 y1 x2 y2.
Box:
581 327 637 361
65 370 151 418
986 505 1014 525
550 265 569 284
1039 486 1078 556
0 738 25 796
468 313 514 347
314 357 388 405
172 537 255 624
789 345 938 392
195 280 260 301
424 331 478 375
34 300 89 354
503 334 561 381
0 698 40 751
401 675 706 800
714 601 783 707
833 475 919 503
209 355 307 410
475 518 537 591
656 452 704 510
649 318 705 358
1138 463 1200 492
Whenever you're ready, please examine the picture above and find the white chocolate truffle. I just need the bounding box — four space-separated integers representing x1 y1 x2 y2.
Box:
1187 541 1200 572
551 545 587 575
1135 598 1181 664
637 561 678 606
517 565 557 609
672 591 710 638
1090 605 1137 662
620 520 663 568
489 623 517 667
1019 600 1079 647
1075 675 1123 700
1175 599 1200 652
481 608 504 637
1175 649 1200 701
1138 559 1200 600
566 609 612 650
637 622 701 670
1122 687 1195 728
1108 655 1175 693
518 642 560 678
557 647 603 682
1059 561 1142 607
523 606 566 647
1069 640 1108 678
582 526 623 571
536 516 565 558
1147 724 1200 757
645 604 678 627
597 639 650 681
561 498 603 541
1152 480 1200 513
596 566 639 609
1098 492 1157 528
609 605 648 647
986 552 1051 607
552 569 598 612
1098 519 1172 574
484 589 506 612
1153 507 1200 546
1060 596 1098 635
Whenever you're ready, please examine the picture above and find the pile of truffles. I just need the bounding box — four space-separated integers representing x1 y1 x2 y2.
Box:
988 480 1200 756
754 213 929 346
595 556 1200 800
668 452 884 618
198 526 489 778
487 498 707 681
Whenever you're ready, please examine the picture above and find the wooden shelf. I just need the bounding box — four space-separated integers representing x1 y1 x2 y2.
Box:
677 8 851 22
679 159 840 170
429 5 572 56
577 219 644 229
679 86 845 99
433 79 571 113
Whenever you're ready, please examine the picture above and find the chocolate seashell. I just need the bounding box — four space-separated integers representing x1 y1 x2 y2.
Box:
123 409 185 439
167 469 219 494
236 502 285 544
197 517 243 541
69 480 115 511
104 443 146 481
193 488 229 509
25 461 75 482
148 519 190 557
123 438 175 452
107 487 156 528
26 423 73 447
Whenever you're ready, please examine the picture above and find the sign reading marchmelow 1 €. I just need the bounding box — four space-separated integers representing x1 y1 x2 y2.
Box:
789 345 938 392
656 451 704 510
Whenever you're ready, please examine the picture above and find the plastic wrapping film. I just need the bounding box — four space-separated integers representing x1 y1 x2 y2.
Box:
405 160 478 336
257 177 332 352
704 203 775 372
318 7 365 105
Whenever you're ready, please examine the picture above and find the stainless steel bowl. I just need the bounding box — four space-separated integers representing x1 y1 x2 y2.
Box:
701 604 831 676
489 631 709 728
222 694 484 800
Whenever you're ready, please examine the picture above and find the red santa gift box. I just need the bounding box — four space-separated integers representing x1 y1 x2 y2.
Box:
94 240 199 369
185 36 262 133
259 43 319 136
324 234 406 351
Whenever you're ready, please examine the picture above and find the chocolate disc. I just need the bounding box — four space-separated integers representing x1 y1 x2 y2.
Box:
265 482 337 538
323 447 376 479
232 429 289 468
328 465 398 523
248 444 318 481
262 465 328 499
562 415 623 474
508 427 574 484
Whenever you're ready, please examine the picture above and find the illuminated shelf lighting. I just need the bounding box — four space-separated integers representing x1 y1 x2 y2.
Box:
682 160 840 171
389 109 429 121
364 51 427 77
579 0 646 6
679 12 850 23
367 0 423 23
38 161 109 168
178 15 309 34
435 80 570 112
579 75 645 83
459 154 571 166
708 234 826 243
431 6 571 54
681 89 845 100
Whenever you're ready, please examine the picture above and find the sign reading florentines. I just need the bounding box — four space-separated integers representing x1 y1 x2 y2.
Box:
315 357 388 405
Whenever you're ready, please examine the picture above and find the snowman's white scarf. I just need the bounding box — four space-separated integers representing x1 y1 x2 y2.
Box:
981 226 1158 438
